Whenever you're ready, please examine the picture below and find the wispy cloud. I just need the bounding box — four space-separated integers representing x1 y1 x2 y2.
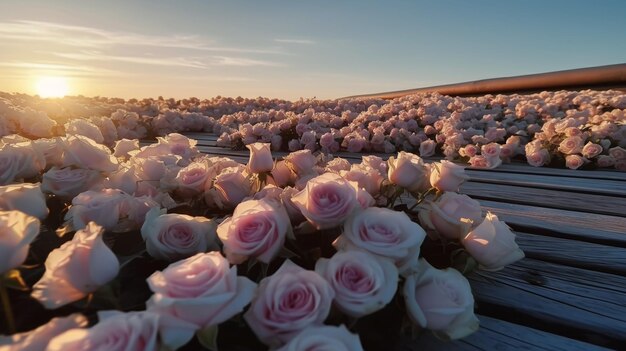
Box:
274 38 316 45
0 62 121 77
52 51 208 69
211 56 282 67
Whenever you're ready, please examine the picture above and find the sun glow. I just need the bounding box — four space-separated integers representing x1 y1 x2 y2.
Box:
35 76 69 98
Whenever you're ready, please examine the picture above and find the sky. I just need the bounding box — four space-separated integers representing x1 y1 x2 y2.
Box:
0 0 625 100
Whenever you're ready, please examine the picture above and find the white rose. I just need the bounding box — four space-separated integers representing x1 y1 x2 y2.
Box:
64 119 104 144
142 208 219 261
387 151 430 192
41 167 104 200
429 161 469 192
340 164 384 196
462 212 525 271
0 183 49 220
284 149 317 176
65 189 126 231
0 210 40 275
418 192 483 240
403 259 479 340
174 160 213 198
61 135 118 172
246 142 274 173
113 138 140 159
315 251 398 318
205 166 252 209
334 207 426 275
0 143 46 185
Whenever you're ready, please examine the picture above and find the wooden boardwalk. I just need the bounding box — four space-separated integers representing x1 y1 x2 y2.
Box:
151 133 626 350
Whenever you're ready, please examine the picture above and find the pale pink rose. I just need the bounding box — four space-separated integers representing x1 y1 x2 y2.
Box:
404 259 478 340
275 325 364 351
458 144 478 158
246 142 274 173
462 212 525 271
387 151 430 192
0 210 40 275
0 143 46 185
424 125 437 135
499 143 517 160
355 186 375 209
324 157 352 174
33 137 64 168
175 161 213 198
319 132 335 150
609 146 626 160
361 155 387 175
300 130 316 145
113 138 140 159
468 154 501 169
279 187 306 224
31 222 119 309
341 164 384 196
244 260 334 347
334 207 426 275
0 314 87 351
269 160 295 187
146 252 257 329
0 183 48 220
61 135 118 172
64 119 105 144
41 167 104 200
156 133 199 161
418 192 482 240
346 137 366 153
429 161 469 192
480 143 501 159
565 154 587 170
288 139 300 151
557 136 584 155
291 173 358 229
284 149 317 176
526 149 551 167
596 155 615 168
206 166 252 209
104 164 139 195
65 189 126 231
217 198 291 264
141 208 219 261
47 311 196 351
419 139 437 157
315 251 398 318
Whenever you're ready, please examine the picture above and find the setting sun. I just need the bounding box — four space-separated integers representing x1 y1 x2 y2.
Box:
35 76 69 98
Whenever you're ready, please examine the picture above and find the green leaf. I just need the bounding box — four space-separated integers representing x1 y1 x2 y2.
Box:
197 325 219 351
3 269 29 291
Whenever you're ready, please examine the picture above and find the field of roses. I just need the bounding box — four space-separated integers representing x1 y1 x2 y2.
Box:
0 125 526 350
1 89 625 172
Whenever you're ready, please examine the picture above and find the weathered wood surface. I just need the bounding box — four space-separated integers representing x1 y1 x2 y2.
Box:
144 133 626 350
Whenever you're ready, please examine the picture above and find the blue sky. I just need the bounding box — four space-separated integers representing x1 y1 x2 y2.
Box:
1 0 624 99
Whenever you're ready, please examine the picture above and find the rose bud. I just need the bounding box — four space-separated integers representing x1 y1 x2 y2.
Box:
387 151 430 192
429 160 469 192
0 183 49 220
0 210 40 275
247 142 274 173
418 192 482 240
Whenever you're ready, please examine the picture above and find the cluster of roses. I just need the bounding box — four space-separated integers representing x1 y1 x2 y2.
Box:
0 129 525 350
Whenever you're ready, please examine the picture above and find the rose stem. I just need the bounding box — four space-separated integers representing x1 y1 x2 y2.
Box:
0 280 16 334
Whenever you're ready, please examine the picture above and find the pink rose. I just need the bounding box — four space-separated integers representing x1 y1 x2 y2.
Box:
429 161 469 192
0 183 49 220
276 325 364 351
217 198 291 264
146 252 257 329
403 259 478 340
247 142 274 173
291 173 358 229
419 139 437 157
244 260 334 347
557 136 584 155
205 166 252 209
64 119 105 144
141 208 219 261
340 164 384 196
418 192 482 240
596 155 615 168
113 138 139 159
0 143 46 185
387 152 430 192
458 144 478 158
462 212 525 271
582 142 603 158
175 160 213 198
0 314 87 351
0 210 40 275
609 146 626 160
64 189 125 231
565 154 587 170
104 164 139 195
41 167 104 200
324 157 352 173
269 160 295 187
315 251 398 318
526 149 551 167
480 143 501 159
468 154 501 169
284 149 317 176
33 137 64 169
61 135 118 172
31 222 119 309
334 207 426 275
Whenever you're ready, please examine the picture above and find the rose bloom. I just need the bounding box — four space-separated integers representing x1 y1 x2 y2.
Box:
217 198 291 264
469 155 502 169
419 139 437 157
403 259 479 340
65 189 126 231
480 143 501 159
64 119 105 144
291 172 358 230
0 183 49 220
334 207 426 275
41 167 104 200
462 212 525 271
0 143 46 185
146 252 257 329
284 149 317 176
142 208 219 261
325 157 352 174
429 160 470 192
526 149 550 167
104 164 140 196
174 160 213 198
0 313 87 351
275 325 364 351
315 251 398 318
31 222 119 309
340 164 384 196
61 135 119 172
387 151 430 192
418 192 482 240
246 142 274 173
269 160 295 187
205 166 252 209
0 210 40 275
596 155 615 168
47 310 196 351
458 144 478 158
564 154 587 170
609 146 626 160
557 136 584 155
582 142 603 158
244 260 334 348
33 137 65 169
113 138 140 159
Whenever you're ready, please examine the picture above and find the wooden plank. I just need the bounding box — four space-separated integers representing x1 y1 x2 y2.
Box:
459 182 626 217
411 315 611 351
468 258 626 349
514 232 626 275
466 172 626 197
478 200 626 246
